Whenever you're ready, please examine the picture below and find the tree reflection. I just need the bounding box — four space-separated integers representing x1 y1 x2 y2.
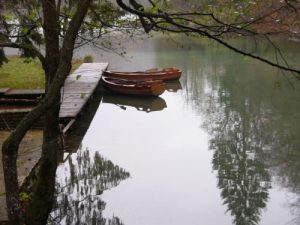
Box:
165 40 299 224
210 108 271 225
12 88 130 225
181 47 300 224
49 147 129 225
205 86 273 225
265 93 300 224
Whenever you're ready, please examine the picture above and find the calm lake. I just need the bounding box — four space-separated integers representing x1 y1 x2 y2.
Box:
49 35 300 225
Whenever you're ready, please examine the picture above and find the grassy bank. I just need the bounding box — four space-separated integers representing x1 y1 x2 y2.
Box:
0 56 82 89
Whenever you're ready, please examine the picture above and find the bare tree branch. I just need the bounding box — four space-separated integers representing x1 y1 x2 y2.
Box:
115 0 300 77
0 41 46 67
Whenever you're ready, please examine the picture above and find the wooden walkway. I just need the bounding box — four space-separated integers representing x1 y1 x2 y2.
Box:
59 63 108 119
0 63 108 221
0 63 108 131
0 88 10 96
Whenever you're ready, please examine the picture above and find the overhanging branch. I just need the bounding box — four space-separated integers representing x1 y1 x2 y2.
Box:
115 0 300 77
0 41 46 68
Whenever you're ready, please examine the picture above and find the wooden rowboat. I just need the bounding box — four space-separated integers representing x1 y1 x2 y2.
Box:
103 67 181 81
101 76 166 96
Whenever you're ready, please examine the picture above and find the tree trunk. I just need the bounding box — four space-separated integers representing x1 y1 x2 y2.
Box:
2 143 23 224
42 0 60 92
1 1 92 224
25 99 61 225
1 100 51 225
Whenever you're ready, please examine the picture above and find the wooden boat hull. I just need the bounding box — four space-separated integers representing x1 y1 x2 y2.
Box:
103 67 181 81
101 77 166 96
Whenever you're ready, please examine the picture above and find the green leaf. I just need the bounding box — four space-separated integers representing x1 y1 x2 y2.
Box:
30 9 38 16
76 75 81 80
275 81 281 87
23 58 33 64
243 56 250 61
80 93 86 98
3 13 14 21
19 192 30 201
21 27 29 34
28 9 38 20
149 6 160 13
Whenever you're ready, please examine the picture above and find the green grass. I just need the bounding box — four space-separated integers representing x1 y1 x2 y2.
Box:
0 56 45 89
0 56 83 89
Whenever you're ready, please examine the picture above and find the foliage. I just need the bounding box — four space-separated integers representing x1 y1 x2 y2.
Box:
83 54 94 63
0 0 140 68
115 0 300 77
19 192 31 202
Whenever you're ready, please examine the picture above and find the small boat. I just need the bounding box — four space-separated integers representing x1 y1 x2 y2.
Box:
103 67 181 81
101 76 166 96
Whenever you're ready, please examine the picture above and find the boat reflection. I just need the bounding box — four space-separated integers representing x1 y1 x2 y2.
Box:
102 94 167 113
165 80 182 92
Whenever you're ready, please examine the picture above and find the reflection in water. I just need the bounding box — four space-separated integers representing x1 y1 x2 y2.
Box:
63 88 103 153
101 80 182 113
49 147 129 225
151 36 300 224
47 87 130 224
202 78 272 224
102 94 167 113
8 87 130 225
266 92 300 224
13 36 296 225
208 104 271 225
165 80 182 93
182 57 299 224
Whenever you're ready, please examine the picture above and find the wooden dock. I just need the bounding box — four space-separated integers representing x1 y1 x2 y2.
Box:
59 63 108 119
0 88 10 97
0 63 108 131
0 63 108 221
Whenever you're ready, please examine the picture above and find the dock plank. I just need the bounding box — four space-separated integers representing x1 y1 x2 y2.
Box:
59 63 108 119
0 88 10 95
4 89 45 96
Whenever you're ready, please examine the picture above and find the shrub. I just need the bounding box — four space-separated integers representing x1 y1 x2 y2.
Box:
83 54 94 63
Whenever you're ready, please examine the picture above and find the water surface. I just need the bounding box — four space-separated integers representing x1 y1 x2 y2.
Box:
53 35 300 225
